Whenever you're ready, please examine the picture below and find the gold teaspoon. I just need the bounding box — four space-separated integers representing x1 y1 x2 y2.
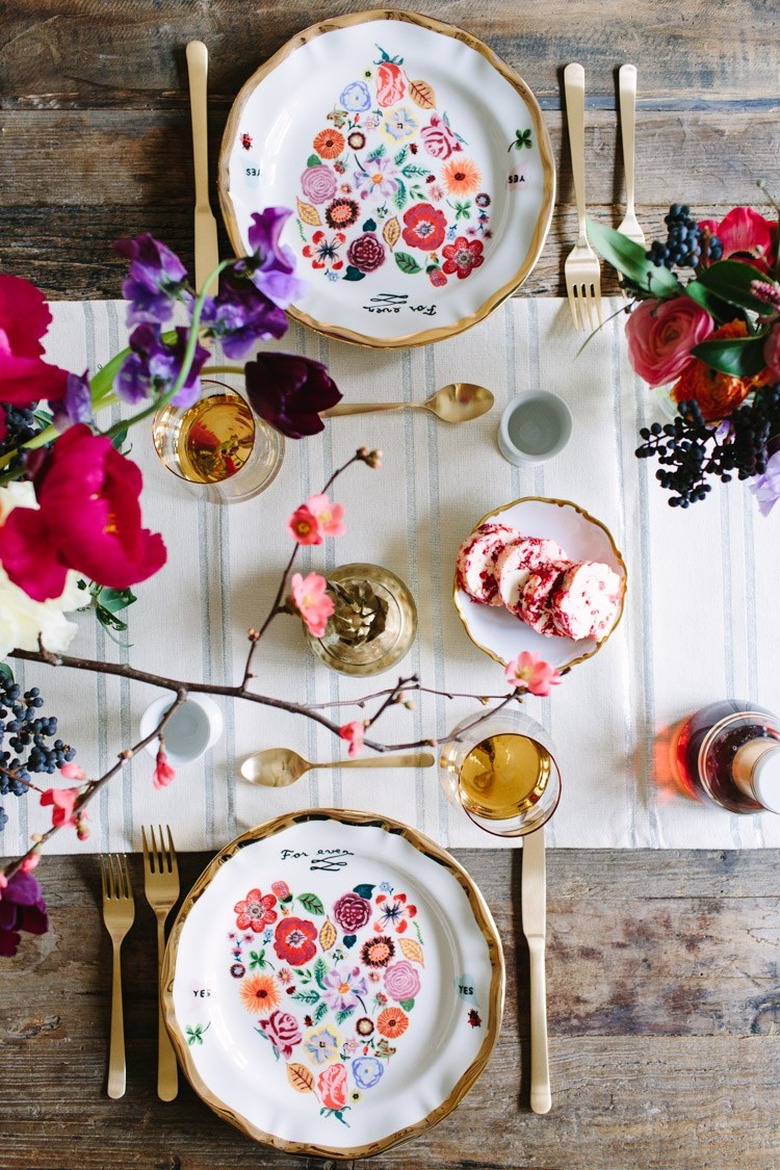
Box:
321 382 494 423
240 747 435 788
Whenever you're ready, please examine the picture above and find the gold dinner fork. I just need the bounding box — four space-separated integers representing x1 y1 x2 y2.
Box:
563 63 602 331
100 853 135 1099
616 64 646 248
142 825 180 1101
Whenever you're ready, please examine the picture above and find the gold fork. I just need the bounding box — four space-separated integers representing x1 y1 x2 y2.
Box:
616 65 646 249
142 825 180 1101
563 63 602 331
100 853 135 1099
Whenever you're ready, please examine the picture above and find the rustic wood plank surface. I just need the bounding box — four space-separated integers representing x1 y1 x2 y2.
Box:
2 850 780 1170
2 1 780 1167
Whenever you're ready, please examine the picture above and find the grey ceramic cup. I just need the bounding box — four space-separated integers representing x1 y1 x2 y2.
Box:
497 390 572 466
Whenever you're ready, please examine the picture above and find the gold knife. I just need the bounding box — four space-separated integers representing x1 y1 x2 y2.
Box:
185 41 220 294
522 826 552 1113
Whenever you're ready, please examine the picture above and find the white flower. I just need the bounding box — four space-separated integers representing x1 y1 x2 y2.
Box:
0 482 83 658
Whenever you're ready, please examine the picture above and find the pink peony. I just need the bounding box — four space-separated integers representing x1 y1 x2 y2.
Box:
0 423 166 602
625 297 714 387
338 720 365 758
383 958 421 1001
0 275 69 412
332 890 371 932
699 206 777 273
306 493 345 537
420 113 462 160
505 651 562 697
290 571 334 638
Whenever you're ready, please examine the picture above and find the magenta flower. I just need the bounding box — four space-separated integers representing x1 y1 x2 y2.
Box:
0 870 49 957
306 493 345 537
698 207 777 273
505 651 562 696
290 571 334 638
338 720 365 758
286 504 322 546
0 274 69 408
244 353 341 439
0 423 167 602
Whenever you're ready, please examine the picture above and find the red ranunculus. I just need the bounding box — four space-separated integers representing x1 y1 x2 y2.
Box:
0 275 69 409
0 423 167 602
402 204 447 252
273 915 318 965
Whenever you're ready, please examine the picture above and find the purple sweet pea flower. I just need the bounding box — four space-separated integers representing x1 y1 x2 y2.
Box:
749 448 780 517
244 353 341 439
113 234 191 326
115 324 209 408
50 369 94 431
0 870 49 957
242 207 308 309
205 281 289 360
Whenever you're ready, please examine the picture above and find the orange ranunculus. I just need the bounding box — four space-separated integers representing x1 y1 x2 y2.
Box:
376 1005 409 1039
312 129 345 160
671 320 772 422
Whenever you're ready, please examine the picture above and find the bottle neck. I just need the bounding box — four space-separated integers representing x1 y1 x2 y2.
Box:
732 739 780 813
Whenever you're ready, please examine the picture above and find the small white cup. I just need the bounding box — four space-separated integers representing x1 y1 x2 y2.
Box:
139 694 223 766
497 390 572 466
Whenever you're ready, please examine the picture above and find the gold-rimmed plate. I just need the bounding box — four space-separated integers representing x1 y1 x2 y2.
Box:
219 9 555 348
161 809 504 1159
454 497 628 672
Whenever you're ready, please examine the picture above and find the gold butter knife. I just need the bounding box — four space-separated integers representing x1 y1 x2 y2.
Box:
522 826 552 1113
185 41 219 294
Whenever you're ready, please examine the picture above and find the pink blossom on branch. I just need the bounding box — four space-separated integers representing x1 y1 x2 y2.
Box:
505 651 562 697
290 571 334 638
152 746 176 790
286 504 322 545
339 720 365 757
305 493 345 537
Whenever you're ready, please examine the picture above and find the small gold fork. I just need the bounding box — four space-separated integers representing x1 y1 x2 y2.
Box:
142 825 180 1101
563 62 602 331
100 853 135 1099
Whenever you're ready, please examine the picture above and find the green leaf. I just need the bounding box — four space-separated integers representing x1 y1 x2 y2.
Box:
690 334 768 377
342 933 357 949
352 884 374 899
314 1000 328 1022
586 218 682 298
362 218 377 232
292 988 321 1004
313 956 328 989
95 586 137 614
399 997 415 1011
393 147 408 166
335 1007 355 1025
297 892 325 916
395 251 422 275
695 259 776 314
343 266 366 282
0 663 14 682
683 279 739 324
306 154 321 166
95 606 129 633
392 179 407 211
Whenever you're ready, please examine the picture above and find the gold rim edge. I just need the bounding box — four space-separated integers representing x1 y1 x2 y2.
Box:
217 8 556 350
452 496 629 672
161 807 506 1160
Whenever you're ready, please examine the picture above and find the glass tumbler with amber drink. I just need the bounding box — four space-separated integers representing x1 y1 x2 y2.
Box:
152 383 284 503
440 710 562 837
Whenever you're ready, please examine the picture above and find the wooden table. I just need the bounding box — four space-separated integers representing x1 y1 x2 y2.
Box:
2 3 780 1168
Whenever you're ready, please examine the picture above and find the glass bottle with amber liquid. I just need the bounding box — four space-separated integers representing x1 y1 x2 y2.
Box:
672 700 780 813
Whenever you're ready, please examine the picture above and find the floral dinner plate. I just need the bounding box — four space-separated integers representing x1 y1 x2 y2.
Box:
218 9 555 347
454 497 628 672
161 809 505 1159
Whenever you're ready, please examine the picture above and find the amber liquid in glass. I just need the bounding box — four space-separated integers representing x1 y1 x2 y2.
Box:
173 394 255 483
459 733 551 820
673 700 780 812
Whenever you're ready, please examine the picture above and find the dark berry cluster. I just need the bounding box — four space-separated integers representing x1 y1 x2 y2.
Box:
636 384 780 506
0 405 43 477
646 203 723 270
0 677 75 823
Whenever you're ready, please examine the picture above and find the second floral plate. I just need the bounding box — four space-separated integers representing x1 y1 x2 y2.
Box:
161 809 504 1159
219 9 555 348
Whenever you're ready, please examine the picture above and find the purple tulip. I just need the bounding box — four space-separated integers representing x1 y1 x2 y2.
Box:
245 353 341 439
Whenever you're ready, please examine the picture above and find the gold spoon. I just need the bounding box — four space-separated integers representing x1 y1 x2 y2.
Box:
321 382 494 424
240 747 435 788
